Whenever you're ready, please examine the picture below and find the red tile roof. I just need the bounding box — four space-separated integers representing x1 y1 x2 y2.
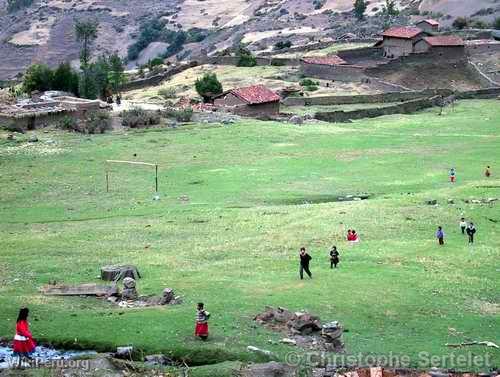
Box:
229 85 280 104
301 55 347 66
423 36 464 46
417 19 439 26
382 26 423 39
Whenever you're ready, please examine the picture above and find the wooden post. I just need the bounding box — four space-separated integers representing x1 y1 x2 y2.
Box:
106 169 109 193
155 164 158 193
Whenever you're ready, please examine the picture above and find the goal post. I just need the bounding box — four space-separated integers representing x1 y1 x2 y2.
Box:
105 160 159 193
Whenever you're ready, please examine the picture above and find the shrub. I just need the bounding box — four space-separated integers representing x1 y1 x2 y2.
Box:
22 64 54 94
237 53 257 67
195 73 223 102
313 0 326 10
274 40 292 50
158 87 177 99
471 20 488 29
493 17 500 30
57 116 78 131
304 85 319 92
299 78 319 87
270 59 286 66
7 0 33 12
452 17 468 30
121 107 161 128
354 0 367 20
166 107 193 122
84 111 112 134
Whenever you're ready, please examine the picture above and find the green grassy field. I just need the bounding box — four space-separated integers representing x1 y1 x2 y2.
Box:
0 100 499 373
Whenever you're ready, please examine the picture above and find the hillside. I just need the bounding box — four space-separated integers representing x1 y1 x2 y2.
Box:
1 0 499 81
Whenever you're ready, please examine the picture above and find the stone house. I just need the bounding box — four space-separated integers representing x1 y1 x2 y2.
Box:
300 56 366 81
414 36 465 59
380 26 426 58
416 19 439 34
213 85 280 117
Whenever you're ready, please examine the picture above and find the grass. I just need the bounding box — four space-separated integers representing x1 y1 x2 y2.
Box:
0 100 499 373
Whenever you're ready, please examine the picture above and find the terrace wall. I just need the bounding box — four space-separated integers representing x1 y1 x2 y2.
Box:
301 63 367 81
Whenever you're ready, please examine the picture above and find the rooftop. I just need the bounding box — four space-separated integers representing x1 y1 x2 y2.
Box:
382 26 423 39
228 85 281 105
417 19 439 26
423 36 465 47
301 55 347 66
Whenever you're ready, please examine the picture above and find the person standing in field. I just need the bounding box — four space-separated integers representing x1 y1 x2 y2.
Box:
485 166 491 178
299 247 312 280
459 217 467 235
329 246 340 269
466 222 476 244
13 308 37 367
195 303 210 341
449 168 456 183
436 226 445 245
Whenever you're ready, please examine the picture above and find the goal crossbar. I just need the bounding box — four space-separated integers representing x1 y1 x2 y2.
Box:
105 160 159 193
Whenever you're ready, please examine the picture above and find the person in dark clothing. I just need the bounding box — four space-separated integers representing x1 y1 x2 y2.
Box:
436 226 445 245
329 246 340 269
466 222 476 244
299 247 312 279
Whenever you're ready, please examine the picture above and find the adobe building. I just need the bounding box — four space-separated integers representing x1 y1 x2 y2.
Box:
213 84 280 117
414 36 465 59
379 26 426 58
300 56 366 81
416 19 439 34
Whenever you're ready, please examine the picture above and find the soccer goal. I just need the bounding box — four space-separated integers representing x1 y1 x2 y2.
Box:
105 160 159 193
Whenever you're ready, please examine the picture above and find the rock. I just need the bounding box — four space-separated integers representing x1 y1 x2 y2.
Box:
7 134 15 140
100 265 141 282
288 312 321 335
121 277 138 300
426 199 437 205
280 338 297 346
159 288 175 305
241 361 296 377
28 135 39 142
144 354 173 366
471 199 481 204
447 199 454 204
428 368 448 377
247 346 274 357
107 296 118 303
289 115 303 125
115 346 133 359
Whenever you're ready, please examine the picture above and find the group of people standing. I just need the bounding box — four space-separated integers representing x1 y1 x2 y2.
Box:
299 244 341 280
449 166 492 183
436 218 477 245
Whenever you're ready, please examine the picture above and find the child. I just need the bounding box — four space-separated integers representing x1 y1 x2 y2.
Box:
485 166 491 178
13 308 37 367
195 303 210 340
466 222 476 244
329 246 340 269
449 168 456 183
459 218 467 234
299 247 312 279
436 226 445 245
346 229 352 241
348 230 359 243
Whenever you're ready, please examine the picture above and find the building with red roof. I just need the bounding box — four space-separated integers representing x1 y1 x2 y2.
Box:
300 54 366 81
380 26 426 58
414 36 465 59
213 85 280 117
416 19 440 33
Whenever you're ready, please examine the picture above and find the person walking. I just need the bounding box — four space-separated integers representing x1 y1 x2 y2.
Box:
436 226 445 245
13 308 36 367
459 217 467 235
194 303 210 340
329 246 340 269
449 168 456 183
299 247 312 280
466 222 476 244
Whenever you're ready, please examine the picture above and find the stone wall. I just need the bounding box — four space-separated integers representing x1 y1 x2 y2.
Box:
0 111 76 132
230 102 280 118
301 63 367 81
336 47 382 61
205 56 299 67
314 96 441 123
465 41 500 55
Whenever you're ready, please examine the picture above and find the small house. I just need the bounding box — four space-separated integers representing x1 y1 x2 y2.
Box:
380 26 426 58
416 19 439 34
414 36 465 59
213 84 280 117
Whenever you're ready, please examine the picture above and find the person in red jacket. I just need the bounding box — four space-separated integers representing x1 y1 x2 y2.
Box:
194 303 210 340
13 308 36 365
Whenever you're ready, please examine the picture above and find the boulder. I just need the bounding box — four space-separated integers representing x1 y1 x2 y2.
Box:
289 115 303 125
121 277 138 300
100 265 141 282
288 312 321 335
426 199 437 205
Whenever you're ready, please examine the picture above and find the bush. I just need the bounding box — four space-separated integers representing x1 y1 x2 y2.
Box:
270 59 286 66
121 107 161 128
299 78 319 87
57 116 78 131
313 0 326 10
237 46 257 67
452 17 468 30
303 85 319 92
274 40 292 50
493 17 500 30
22 64 54 94
354 0 367 20
195 73 223 102
84 111 112 134
158 87 177 99
7 0 33 12
471 20 488 29
166 107 193 122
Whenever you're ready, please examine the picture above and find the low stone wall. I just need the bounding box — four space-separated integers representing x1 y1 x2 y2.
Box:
0 111 76 132
205 56 299 67
337 47 381 60
314 96 441 123
456 87 500 99
282 89 453 106
466 41 500 54
301 63 367 81
259 39 380 57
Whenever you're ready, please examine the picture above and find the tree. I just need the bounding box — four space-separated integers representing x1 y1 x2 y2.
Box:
75 19 99 98
7 0 33 13
452 17 468 30
108 54 126 94
494 17 500 30
52 62 79 95
195 73 223 102
354 0 367 20
237 46 257 67
22 64 53 94
383 0 398 16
